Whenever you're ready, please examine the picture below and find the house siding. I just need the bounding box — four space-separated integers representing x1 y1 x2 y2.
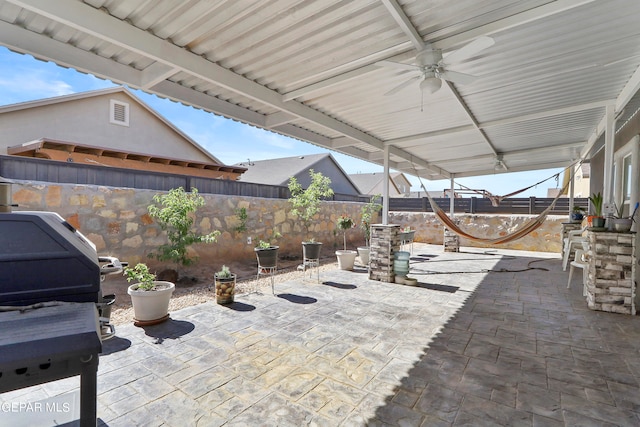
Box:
0 92 213 163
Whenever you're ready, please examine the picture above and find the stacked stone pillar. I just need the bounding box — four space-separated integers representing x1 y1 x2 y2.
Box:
586 231 636 315
369 224 400 282
443 228 460 252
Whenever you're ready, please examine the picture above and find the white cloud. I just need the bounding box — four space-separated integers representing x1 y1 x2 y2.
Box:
0 70 74 101
242 125 296 150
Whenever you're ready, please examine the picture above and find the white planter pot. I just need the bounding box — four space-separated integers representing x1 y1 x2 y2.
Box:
357 246 370 265
127 281 175 322
336 250 358 270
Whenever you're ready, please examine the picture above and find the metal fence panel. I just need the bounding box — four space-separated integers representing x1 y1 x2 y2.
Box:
0 155 368 202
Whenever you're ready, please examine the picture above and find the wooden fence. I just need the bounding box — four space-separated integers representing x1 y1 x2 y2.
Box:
0 155 369 202
389 196 589 215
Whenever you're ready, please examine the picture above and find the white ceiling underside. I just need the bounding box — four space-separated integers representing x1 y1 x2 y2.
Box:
2 0 640 180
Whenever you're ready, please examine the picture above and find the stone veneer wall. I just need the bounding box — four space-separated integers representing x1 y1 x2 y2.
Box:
389 212 565 253
9 181 366 270
586 231 636 315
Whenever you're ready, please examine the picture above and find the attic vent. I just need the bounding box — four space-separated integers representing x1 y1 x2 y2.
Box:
110 99 129 126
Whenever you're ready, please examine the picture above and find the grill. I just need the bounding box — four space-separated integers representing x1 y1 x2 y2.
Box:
0 206 124 427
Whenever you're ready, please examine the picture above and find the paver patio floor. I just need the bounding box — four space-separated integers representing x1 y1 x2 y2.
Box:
2 244 640 426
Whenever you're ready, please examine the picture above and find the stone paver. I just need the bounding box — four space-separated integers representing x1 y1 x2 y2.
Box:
2 244 640 426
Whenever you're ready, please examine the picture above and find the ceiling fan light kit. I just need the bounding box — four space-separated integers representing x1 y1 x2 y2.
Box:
377 36 494 98
419 76 442 94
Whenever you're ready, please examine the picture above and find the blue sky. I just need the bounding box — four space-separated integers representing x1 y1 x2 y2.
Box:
0 47 564 197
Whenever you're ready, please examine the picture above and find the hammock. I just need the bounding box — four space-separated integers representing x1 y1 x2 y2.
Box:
414 165 573 245
453 172 560 207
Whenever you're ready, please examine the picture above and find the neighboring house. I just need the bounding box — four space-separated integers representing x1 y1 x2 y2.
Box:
0 87 245 180
237 153 360 196
557 162 590 198
349 172 412 197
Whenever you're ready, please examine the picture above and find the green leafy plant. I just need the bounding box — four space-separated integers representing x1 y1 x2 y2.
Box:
123 263 156 291
360 194 382 246
147 187 220 268
256 229 282 249
337 214 354 250
216 265 233 279
589 192 603 216
288 169 334 241
234 207 248 234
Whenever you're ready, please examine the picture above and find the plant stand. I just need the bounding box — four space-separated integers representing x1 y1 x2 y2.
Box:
257 266 277 294
301 242 322 282
255 247 278 294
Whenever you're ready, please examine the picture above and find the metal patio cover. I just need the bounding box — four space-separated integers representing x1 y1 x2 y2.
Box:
1 0 640 182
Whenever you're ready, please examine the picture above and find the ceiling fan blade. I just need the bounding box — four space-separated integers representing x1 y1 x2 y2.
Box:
384 75 421 96
375 60 421 72
439 70 477 85
442 36 494 65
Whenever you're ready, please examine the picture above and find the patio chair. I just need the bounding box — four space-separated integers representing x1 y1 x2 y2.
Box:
562 226 587 271
567 242 589 296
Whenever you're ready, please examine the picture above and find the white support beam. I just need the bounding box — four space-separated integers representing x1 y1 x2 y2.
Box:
479 100 612 130
331 137 357 149
382 145 390 225
445 81 498 156
429 0 598 52
433 141 586 168
603 104 616 206
281 0 596 101
383 125 476 146
264 112 297 128
8 0 387 153
140 62 179 90
380 0 425 51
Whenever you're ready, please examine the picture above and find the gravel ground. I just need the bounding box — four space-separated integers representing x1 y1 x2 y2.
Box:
106 259 339 326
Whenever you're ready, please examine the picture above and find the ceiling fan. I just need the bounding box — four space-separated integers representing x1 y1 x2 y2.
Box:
376 36 495 96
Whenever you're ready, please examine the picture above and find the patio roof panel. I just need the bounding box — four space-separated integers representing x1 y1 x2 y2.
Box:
1 0 639 181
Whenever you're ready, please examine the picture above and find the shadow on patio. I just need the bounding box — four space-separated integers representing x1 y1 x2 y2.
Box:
2 244 639 426
368 250 640 426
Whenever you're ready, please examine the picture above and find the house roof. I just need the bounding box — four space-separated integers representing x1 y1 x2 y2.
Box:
1 1 640 182
348 172 402 195
237 152 353 187
0 87 224 165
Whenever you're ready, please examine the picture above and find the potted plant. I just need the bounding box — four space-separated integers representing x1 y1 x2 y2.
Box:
610 202 637 233
570 205 585 222
254 229 281 270
214 265 236 304
358 195 382 265
124 263 175 325
335 214 357 270
147 187 220 281
288 169 334 261
588 192 605 228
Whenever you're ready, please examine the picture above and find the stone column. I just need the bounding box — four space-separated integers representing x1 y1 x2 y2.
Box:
586 231 636 315
443 228 460 252
369 224 400 282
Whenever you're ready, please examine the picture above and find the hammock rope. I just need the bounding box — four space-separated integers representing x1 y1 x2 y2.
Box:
412 162 575 245
452 172 561 207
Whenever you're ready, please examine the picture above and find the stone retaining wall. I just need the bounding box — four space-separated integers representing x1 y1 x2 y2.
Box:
9 181 564 272
389 211 565 253
10 181 366 270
